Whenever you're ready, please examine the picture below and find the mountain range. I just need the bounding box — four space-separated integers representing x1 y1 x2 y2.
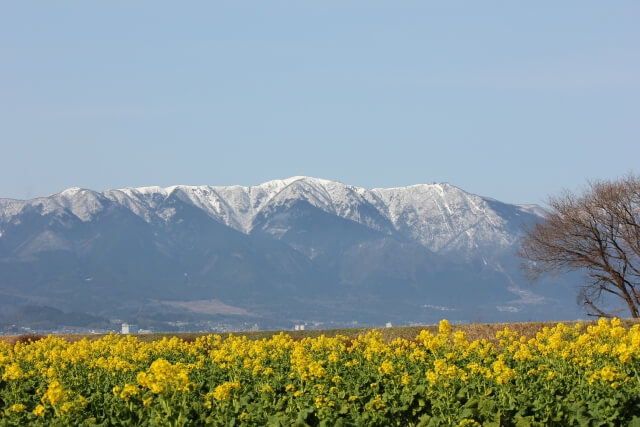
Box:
0 177 582 331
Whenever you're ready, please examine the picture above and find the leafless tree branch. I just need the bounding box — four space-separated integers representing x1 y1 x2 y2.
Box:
519 174 640 318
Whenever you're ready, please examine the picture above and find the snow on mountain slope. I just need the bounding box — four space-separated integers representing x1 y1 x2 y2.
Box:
0 177 544 253
0 188 108 223
251 178 396 234
516 204 548 218
0 199 24 223
371 183 516 251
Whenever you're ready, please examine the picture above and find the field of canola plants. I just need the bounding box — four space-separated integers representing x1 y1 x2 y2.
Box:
1 318 640 426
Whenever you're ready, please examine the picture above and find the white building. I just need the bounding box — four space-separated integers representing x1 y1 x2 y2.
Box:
121 323 139 334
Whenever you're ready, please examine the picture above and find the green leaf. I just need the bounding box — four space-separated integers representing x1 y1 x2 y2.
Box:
456 386 469 400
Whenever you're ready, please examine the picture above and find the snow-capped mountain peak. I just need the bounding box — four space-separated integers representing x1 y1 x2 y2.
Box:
0 177 543 253
0 177 574 328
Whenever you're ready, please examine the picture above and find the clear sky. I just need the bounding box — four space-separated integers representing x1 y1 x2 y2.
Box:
1 2 638 205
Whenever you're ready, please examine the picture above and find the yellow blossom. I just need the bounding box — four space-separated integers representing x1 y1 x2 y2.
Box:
9 403 26 413
42 380 66 406
33 405 46 417
119 383 140 401
439 319 452 336
212 381 241 401
378 360 394 375
2 363 28 381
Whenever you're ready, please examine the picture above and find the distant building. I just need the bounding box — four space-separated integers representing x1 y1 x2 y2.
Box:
293 324 305 331
385 322 393 328
121 323 139 334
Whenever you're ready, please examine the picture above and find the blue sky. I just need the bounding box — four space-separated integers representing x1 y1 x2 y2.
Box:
1 2 638 205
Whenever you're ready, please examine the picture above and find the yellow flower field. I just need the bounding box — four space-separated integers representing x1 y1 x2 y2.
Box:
1 318 640 425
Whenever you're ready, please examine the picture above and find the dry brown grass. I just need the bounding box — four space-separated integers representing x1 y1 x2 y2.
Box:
2 318 639 346
1 333 47 346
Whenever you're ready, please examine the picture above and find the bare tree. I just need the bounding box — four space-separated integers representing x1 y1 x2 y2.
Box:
519 175 640 318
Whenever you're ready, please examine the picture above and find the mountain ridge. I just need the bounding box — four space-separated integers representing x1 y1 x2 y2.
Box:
0 177 544 254
0 177 579 332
